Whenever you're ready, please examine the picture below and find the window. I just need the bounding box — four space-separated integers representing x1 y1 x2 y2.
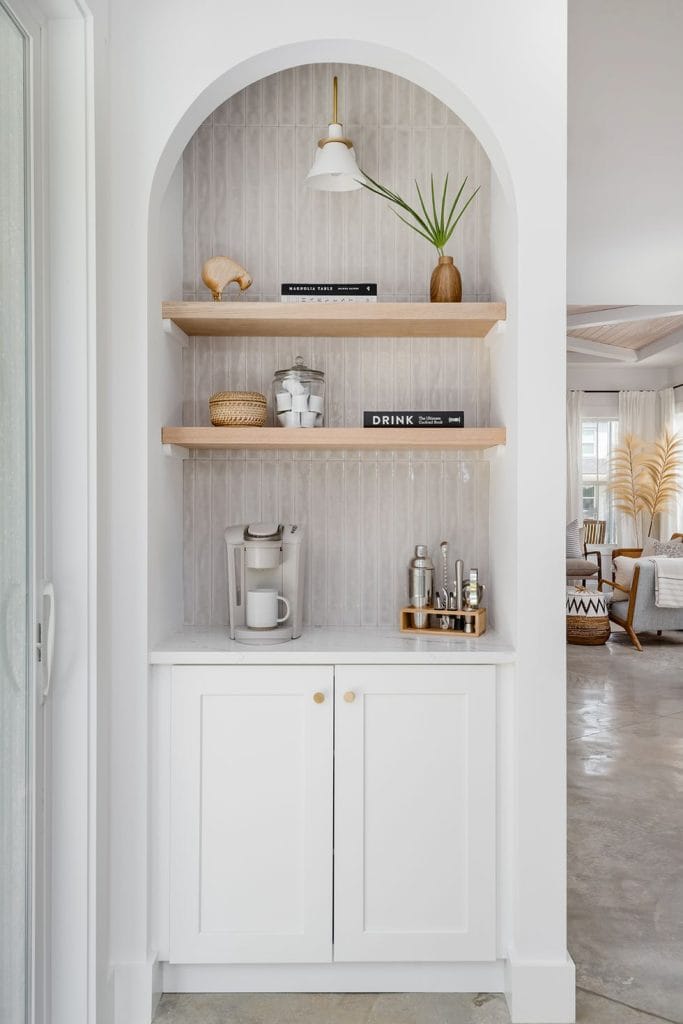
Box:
581 418 619 542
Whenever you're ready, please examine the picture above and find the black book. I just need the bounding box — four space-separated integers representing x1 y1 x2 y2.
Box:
281 283 377 302
363 411 464 428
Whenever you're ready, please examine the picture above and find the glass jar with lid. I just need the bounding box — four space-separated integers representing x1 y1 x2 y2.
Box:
272 355 325 428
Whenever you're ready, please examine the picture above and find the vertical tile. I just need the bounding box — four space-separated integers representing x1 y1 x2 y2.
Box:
295 64 313 126
194 459 212 625
226 125 245 263
245 79 262 125
183 460 196 624
309 458 327 626
195 127 214 272
260 126 279 300
210 461 228 624
262 72 278 126
182 139 197 296
359 462 379 624
342 460 362 625
379 70 395 127
279 67 296 125
182 65 492 627
277 125 296 285
325 459 345 624
244 126 262 288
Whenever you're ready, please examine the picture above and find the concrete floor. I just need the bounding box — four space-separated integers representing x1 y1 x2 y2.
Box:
155 628 683 1024
568 629 683 1024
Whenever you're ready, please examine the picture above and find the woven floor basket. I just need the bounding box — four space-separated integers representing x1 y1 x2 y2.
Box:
566 615 611 645
566 589 610 645
209 391 267 427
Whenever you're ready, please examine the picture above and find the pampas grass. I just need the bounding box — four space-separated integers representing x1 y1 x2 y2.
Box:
609 431 683 545
640 431 683 538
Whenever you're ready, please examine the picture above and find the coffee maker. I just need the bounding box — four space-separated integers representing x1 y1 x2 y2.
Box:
224 522 305 644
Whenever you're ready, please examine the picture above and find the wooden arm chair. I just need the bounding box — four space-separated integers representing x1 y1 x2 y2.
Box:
582 519 606 581
599 534 683 651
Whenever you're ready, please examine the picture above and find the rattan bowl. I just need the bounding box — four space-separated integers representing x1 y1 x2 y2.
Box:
209 391 267 427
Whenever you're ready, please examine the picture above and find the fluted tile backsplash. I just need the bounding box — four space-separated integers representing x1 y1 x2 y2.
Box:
181 64 492 628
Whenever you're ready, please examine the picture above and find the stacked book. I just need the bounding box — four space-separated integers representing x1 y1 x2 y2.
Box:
281 283 377 303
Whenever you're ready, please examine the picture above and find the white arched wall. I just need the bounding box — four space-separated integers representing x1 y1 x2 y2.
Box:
101 6 570 1024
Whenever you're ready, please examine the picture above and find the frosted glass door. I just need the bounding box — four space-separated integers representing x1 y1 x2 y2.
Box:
0 6 30 1024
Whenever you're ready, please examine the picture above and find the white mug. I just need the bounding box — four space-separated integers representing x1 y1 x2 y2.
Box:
246 589 290 629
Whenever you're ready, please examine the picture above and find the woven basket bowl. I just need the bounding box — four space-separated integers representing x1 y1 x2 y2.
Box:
209 391 267 427
566 615 610 646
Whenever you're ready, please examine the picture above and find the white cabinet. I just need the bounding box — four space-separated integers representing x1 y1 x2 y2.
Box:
169 665 333 963
334 665 496 962
167 662 495 966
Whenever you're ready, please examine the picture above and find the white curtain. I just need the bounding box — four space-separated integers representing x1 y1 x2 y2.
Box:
617 390 658 545
658 387 679 540
618 387 663 544
566 391 583 525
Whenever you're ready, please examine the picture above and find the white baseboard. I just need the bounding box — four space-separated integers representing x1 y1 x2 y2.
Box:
114 954 160 1024
162 960 506 993
505 954 576 1023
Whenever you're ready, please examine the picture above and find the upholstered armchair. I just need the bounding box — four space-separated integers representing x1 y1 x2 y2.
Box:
599 534 683 651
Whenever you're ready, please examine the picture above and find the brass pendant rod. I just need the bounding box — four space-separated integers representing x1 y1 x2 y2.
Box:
332 75 338 124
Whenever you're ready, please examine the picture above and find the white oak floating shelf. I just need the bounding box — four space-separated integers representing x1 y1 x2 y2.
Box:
161 301 506 338
161 427 507 452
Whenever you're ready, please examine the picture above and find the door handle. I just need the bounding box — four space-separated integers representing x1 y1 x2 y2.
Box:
40 581 55 703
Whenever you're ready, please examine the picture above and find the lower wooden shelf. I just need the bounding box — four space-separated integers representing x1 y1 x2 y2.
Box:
161 426 506 451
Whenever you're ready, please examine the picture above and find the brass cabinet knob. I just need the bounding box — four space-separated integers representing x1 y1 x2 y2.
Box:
313 692 325 704
343 691 356 703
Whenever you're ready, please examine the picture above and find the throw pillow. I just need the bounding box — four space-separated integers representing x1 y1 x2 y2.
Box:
566 519 583 558
566 558 599 577
644 539 683 558
614 556 638 589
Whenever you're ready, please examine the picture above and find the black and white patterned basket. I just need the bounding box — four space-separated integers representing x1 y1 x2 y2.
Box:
566 588 610 645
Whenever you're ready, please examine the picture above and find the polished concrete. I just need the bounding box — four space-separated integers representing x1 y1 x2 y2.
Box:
155 628 683 1024
568 629 683 1024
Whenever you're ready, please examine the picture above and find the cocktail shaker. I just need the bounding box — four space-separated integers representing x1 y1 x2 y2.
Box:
408 545 434 628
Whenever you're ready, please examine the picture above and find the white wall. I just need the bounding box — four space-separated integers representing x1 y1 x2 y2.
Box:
95 2 571 1022
568 0 683 301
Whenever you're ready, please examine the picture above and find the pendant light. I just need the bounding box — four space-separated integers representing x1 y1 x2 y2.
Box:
305 76 364 192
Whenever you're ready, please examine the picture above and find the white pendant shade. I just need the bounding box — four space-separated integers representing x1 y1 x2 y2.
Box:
306 127 364 191
305 78 364 192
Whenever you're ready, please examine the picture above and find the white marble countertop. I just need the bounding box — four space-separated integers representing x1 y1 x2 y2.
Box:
150 626 515 665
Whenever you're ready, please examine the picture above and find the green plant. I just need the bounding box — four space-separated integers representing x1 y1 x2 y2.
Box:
358 172 480 256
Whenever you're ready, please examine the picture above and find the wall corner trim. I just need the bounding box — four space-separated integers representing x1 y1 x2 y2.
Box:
114 954 160 1024
504 952 576 1024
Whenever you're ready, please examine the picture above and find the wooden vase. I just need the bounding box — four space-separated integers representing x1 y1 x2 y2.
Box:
430 255 462 303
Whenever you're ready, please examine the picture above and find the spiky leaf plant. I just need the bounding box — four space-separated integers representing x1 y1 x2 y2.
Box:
639 431 683 538
608 434 648 546
358 172 480 256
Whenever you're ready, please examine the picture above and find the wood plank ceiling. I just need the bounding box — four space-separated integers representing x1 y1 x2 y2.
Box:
567 310 683 350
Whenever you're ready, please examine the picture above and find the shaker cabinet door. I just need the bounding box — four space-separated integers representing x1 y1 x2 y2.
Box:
169 665 333 963
334 665 496 962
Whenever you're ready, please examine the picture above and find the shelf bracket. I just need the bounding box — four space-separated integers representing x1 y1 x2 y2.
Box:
163 318 189 347
162 443 187 459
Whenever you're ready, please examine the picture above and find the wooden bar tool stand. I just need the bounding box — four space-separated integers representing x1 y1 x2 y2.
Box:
399 606 487 637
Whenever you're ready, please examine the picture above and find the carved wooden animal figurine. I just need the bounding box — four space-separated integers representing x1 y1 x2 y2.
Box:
201 256 253 301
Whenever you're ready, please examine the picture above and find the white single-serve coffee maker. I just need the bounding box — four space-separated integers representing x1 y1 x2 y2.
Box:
224 522 305 644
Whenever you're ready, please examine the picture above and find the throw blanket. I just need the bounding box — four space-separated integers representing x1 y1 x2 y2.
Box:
650 557 683 608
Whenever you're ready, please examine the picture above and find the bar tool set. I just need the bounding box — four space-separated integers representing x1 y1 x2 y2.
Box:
401 542 487 637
